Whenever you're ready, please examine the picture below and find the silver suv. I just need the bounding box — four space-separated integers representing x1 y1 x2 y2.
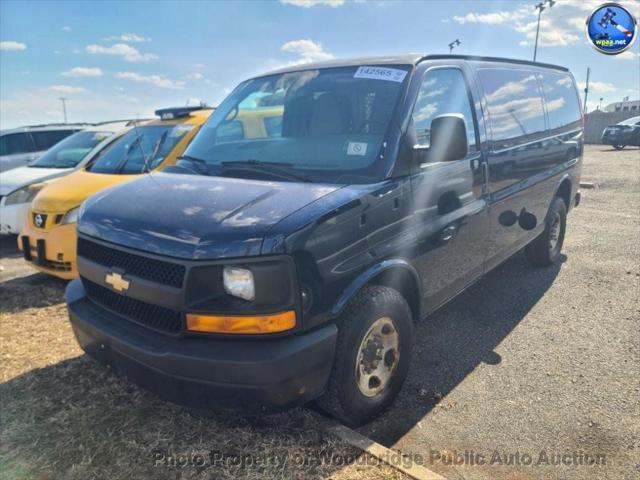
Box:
0 124 89 173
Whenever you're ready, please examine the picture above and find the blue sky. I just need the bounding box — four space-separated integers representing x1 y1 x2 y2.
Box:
1 0 638 128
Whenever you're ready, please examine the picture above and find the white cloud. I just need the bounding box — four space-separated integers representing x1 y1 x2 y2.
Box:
566 17 586 30
0 41 27 51
115 71 185 89
1 89 160 128
61 67 104 77
184 72 204 81
453 8 529 25
615 50 640 60
577 81 616 94
86 43 158 62
49 85 87 94
107 33 150 42
281 39 333 65
515 18 580 46
280 0 344 7
449 1 637 49
62 26 71 32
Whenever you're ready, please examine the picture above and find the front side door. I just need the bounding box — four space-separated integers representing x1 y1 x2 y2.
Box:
407 66 489 312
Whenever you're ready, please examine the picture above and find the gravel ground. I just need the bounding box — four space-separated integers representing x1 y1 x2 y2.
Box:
359 145 640 479
0 145 638 480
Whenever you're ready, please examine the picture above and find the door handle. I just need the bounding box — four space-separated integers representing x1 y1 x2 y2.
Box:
481 162 489 183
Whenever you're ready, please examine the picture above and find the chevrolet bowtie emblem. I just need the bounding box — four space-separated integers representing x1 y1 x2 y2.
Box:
105 272 130 292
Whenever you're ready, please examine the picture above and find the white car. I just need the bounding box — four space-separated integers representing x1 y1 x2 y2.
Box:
0 121 136 234
0 124 89 173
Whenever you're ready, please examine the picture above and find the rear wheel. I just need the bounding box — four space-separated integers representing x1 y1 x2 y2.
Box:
316 285 413 425
613 145 625 150
525 197 567 267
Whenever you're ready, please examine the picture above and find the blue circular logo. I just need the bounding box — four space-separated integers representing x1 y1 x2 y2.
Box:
586 3 637 55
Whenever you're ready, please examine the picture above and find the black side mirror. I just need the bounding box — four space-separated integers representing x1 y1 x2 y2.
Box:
414 114 468 164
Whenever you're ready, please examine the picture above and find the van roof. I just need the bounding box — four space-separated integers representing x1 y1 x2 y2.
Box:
0 123 91 135
261 53 569 77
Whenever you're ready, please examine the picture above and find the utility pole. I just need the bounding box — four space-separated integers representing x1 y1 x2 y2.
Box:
448 39 461 53
533 0 555 61
59 97 68 123
583 67 590 114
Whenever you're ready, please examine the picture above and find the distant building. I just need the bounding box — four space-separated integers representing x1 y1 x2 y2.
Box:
605 99 640 113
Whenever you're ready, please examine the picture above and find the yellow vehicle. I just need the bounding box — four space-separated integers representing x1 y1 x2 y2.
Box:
19 107 212 279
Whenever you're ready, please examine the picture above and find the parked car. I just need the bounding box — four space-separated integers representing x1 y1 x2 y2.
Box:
0 124 88 173
0 121 137 235
64 55 583 424
601 115 640 149
19 107 212 279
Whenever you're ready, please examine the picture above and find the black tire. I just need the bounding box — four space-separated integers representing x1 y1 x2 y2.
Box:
525 196 567 267
613 145 625 150
316 285 413 425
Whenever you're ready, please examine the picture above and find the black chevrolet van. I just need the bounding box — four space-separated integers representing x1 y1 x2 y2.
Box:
67 55 583 424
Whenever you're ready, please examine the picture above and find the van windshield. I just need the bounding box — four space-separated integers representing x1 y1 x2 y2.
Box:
30 131 111 168
183 65 410 183
88 124 193 174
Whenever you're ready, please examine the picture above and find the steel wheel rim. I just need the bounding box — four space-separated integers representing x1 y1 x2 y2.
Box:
549 212 561 251
355 316 400 397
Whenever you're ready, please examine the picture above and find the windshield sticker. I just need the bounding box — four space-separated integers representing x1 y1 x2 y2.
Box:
354 66 407 83
169 125 192 138
347 141 368 156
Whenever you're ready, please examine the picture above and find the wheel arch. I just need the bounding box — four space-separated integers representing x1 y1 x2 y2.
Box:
555 175 572 211
331 259 422 321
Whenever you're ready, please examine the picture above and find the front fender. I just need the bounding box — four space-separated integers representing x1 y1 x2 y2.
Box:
330 258 422 318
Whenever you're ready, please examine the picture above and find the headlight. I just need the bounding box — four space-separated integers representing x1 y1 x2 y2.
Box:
223 266 255 301
4 183 46 206
61 207 80 224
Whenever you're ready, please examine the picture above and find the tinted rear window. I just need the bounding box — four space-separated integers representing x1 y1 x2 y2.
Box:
478 68 546 144
539 72 581 130
0 133 34 155
31 130 77 150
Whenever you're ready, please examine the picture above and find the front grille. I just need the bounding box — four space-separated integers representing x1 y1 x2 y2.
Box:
77 237 186 288
82 278 183 334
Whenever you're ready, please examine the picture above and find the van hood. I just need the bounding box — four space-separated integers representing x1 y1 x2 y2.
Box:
78 173 342 259
31 169 139 213
0 166 72 196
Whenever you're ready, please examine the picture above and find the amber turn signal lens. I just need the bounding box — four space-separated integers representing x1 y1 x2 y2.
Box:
186 310 296 334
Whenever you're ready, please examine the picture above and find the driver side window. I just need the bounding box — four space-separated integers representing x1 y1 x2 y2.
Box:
412 68 477 153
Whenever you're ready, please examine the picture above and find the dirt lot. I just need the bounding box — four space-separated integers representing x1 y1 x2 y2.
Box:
1 145 638 480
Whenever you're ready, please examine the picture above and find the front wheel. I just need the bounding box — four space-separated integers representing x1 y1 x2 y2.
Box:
613 145 625 150
316 285 413 425
525 197 567 267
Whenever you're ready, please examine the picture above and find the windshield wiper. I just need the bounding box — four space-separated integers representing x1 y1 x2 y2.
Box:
221 160 312 183
144 131 168 172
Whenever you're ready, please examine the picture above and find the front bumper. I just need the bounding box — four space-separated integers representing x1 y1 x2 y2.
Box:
0 202 30 235
66 279 337 413
19 221 78 279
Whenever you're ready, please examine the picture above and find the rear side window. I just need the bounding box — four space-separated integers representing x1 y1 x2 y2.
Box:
0 133 34 155
411 68 477 153
478 69 546 144
539 72 581 130
31 130 76 150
